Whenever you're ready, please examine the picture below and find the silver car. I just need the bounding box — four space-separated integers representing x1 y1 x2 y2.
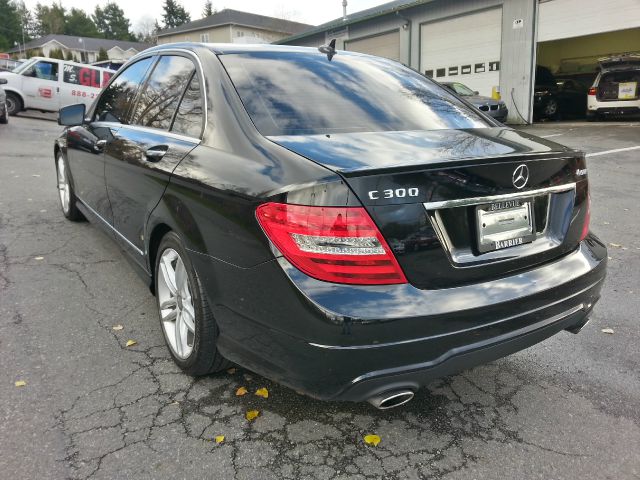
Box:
442 82 508 122
0 78 8 124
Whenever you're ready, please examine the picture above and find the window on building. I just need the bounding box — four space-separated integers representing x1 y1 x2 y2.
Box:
131 55 195 130
93 57 154 123
200 33 210 42
171 72 204 138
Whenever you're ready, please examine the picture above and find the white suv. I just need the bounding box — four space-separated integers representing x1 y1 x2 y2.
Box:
587 55 640 120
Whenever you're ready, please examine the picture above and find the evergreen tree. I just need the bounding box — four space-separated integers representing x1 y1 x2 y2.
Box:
49 47 64 59
15 1 35 42
65 8 100 38
162 0 191 29
93 2 133 41
0 0 22 51
34 2 66 36
97 47 109 61
202 0 214 18
64 49 73 61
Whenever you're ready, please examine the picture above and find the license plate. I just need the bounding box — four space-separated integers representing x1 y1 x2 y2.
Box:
476 199 535 253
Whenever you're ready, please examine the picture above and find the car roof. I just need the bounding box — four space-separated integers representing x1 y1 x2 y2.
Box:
143 42 368 56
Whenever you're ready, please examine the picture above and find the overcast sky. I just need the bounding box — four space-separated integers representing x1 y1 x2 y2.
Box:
22 0 384 34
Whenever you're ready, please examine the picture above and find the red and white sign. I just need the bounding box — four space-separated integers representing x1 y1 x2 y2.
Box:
38 87 52 98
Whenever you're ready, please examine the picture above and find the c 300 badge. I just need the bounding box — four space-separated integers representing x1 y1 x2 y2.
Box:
368 188 419 200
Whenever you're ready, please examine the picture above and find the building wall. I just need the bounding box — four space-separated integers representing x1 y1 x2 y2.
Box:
158 25 293 45
158 25 231 44
230 25 290 44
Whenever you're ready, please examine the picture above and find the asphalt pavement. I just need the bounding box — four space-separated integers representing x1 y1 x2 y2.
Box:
1 116 639 479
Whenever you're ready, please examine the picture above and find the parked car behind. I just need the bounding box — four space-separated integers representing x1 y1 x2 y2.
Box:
0 78 8 124
0 57 114 116
54 44 605 408
91 59 126 71
0 58 24 72
587 54 640 120
441 81 508 122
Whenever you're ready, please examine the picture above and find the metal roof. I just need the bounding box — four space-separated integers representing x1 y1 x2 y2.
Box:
157 8 313 37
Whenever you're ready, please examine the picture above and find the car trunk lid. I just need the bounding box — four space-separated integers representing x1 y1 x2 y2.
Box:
269 127 589 289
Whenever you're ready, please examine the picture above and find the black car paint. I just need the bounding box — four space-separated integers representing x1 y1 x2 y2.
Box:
56 44 606 402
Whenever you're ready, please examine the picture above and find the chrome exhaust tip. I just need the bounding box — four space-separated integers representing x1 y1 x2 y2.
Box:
368 389 415 410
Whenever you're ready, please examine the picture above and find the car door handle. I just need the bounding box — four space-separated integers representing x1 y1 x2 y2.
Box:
145 146 168 162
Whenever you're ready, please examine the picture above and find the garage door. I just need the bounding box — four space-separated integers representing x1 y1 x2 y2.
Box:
420 8 502 97
538 0 640 42
345 30 400 61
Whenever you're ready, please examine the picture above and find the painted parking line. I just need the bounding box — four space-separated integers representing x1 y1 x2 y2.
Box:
586 146 640 157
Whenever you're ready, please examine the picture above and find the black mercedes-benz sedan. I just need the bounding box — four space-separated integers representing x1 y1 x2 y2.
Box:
54 43 606 409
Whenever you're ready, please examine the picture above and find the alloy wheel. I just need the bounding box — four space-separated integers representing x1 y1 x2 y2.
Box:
545 99 558 117
157 248 196 359
56 156 70 214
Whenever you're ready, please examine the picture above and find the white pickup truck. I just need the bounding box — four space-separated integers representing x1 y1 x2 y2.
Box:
0 57 115 116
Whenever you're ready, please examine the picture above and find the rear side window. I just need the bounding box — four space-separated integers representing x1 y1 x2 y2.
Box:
171 73 204 138
94 57 154 123
220 51 489 136
131 55 195 130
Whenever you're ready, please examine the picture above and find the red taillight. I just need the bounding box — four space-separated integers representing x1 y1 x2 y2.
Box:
256 202 407 285
588 87 597 96
580 193 591 241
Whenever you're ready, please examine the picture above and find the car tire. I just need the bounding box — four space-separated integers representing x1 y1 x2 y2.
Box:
543 98 559 120
155 232 230 376
55 152 84 221
6 92 22 116
0 103 8 124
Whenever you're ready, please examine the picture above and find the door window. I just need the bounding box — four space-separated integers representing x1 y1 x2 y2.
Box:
24 61 59 81
131 55 195 131
93 57 154 124
171 73 204 138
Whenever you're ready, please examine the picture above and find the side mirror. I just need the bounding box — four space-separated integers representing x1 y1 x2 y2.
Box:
0 78 7 85
58 104 86 126
474 90 479 95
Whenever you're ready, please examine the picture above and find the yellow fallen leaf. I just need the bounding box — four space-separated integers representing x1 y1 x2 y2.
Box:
125 339 137 347
34 256 44 260
227 368 237 374
15 380 26 387
255 387 269 399
112 325 124 331
601 328 614 334
364 434 381 446
609 243 622 248
245 410 260 421
214 435 225 444
235 386 248 396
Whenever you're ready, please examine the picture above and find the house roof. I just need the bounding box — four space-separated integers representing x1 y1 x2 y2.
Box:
9 34 151 54
278 0 435 44
157 8 313 37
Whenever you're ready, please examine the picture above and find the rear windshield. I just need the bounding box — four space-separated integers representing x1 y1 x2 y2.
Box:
219 51 490 136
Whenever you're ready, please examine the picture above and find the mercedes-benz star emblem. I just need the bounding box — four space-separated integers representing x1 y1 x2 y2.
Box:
512 164 529 190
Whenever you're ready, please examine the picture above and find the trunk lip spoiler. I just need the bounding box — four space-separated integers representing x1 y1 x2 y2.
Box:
422 182 576 210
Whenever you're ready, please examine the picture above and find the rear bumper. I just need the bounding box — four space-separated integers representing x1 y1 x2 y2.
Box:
190 235 607 401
